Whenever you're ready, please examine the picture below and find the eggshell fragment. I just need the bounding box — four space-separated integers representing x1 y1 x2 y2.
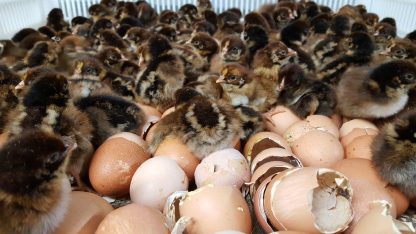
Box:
339 119 378 138
96 203 169 234
291 131 344 167
137 103 162 137
130 157 189 211
253 175 276 233
344 135 376 160
194 149 250 188
154 138 200 180
89 132 150 197
179 185 252 234
54 191 113 234
341 128 378 147
249 161 293 197
263 168 353 233
264 106 301 135
250 147 302 173
244 132 291 163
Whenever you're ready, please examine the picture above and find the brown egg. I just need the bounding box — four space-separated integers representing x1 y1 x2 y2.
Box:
179 185 252 234
96 203 169 234
341 128 379 148
130 157 188 211
264 106 301 135
54 191 113 234
264 168 353 233
351 201 415 234
385 185 409 216
89 132 150 197
339 119 378 138
0 132 8 148
137 103 162 137
244 132 291 163
154 137 200 180
345 135 376 160
331 158 388 188
291 131 344 167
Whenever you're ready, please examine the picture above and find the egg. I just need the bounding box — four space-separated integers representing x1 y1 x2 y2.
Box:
178 185 252 234
153 137 200 180
339 119 378 138
194 148 250 188
250 147 302 173
250 161 293 197
253 174 276 233
345 135 376 160
137 103 162 137
96 203 169 234
244 132 291 163
130 157 188 211
385 185 410 216
53 191 113 234
264 106 301 135
341 128 379 147
263 168 353 233
291 131 344 167
89 132 150 197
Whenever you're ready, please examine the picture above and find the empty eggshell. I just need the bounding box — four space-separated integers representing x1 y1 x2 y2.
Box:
96 203 169 234
249 161 293 197
89 132 150 197
244 132 291 163
291 131 344 167
194 148 250 188
339 119 378 138
137 103 162 137
53 191 114 234
154 138 200 180
130 157 189 211
179 185 252 234
250 147 302 173
263 168 353 233
345 135 376 160
341 128 379 147
264 106 301 135
253 174 277 233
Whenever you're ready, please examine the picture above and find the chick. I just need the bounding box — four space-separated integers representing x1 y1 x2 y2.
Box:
382 39 415 63
405 30 416 43
216 63 276 112
135 35 186 111
187 32 219 68
372 110 416 198
154 24 177 42
13 41 58 72
136 1 158 27
276 64 337 118
273 7 296 30
242 25 269 65
374 22 397 53
38 26 57 39
97 46 124 72
123 27 152 52
89 18 113 42
149 87 242 159
193 20 216 36
0 65 20 132
186 73 223 100
98 29 129 52
336 60 416 119
170 44 205 82
46 8 69 32
159 10 179 26
75 94 145 147
235 105 265 141
210 35 248 72
244 12 271 31
178 4 199 24
0 40 27 66
214 11 243 41
0 130 71 234
11 28 39 43
197 0 212 15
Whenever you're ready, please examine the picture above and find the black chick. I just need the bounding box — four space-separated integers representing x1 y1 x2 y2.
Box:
135 35 186 111
372 110 416 198
244 12 272 31
242 25 269 65
0 65 20 132
154 24 177 42
193 20 216 36
336 60 416 119
276 64 336 118
88 4 112 22
235 105 265 142
46 8 69 32
89 18 113 42
405 30 416 43
75 94 145 147
0 129 71 234
273 7 295 31
136 1 158 27
13 41 58 72
214 10 243 41
149 87 242 160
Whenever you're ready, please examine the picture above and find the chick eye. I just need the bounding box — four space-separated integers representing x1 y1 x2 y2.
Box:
106 22 112 28
85 67 96 74
279 50 287 56
404 73 415 81
394 49 405 56
193 40 200 46
228 76 237 81
109 55 116 60
231 47 238 52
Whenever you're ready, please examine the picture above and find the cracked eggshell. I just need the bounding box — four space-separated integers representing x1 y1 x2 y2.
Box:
130 157 189 211
137 103 162 137
339 119 378 138
89 132 150 197
345 135 376 160
291 131 344 167
96 203 169 234
194 148 250 189
244 132 291 163
249 161 293 197
341 128 378 147
264 167 353 234
253 174 278 233
179 185 252 234
264 106 301 135
250 147 302 173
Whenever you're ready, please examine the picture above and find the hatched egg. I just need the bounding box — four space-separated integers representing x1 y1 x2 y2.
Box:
264 106 301 135
339 119 378 138
244 132 291 163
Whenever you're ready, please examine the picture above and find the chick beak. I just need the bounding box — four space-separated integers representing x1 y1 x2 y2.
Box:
288 48 297 57
15 80 25 90
216 75 226 84
276 76 286 92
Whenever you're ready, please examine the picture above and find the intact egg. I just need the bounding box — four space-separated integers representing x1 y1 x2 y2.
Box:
154 137 200 180
130 157 188 211
339 119 378 138
264 106 301 135
345 135 376 160
291 131 344 167
96 203 169 234
89 132 150 197
244 132 291 163
194 148 250 188
341 128 378 148
54 191 113 234
179 185 252 234
263 168 353 233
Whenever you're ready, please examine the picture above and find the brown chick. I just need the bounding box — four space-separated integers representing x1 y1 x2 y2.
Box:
381 39 416 64
210 35 248 73
216 63 277 112
0 40 27 67
149 87 242 160
186 73 223 100
0 129 71 234
187 32 219 70
13 41 58 73
123 27 152 52
46 8 70 32
214 11 243 41
336 60 416 119
372 110 416 199
0 65 20 132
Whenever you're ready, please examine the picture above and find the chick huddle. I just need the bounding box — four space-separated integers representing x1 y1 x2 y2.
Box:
0 0 416 233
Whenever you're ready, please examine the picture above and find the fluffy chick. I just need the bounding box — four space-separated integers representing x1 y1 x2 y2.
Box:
187 32 219 68
242 25 269 64
214 11 243 41
123 27 152 52
0 130 71 234
186 73 223 100
234 105 265 141
336 60 416 119
382 39 416 63
46 8 69 32
216 63 277 112
372 110 416 198
178 4 199 24
0 65 20 132
210 35 248 72
149 87 242 159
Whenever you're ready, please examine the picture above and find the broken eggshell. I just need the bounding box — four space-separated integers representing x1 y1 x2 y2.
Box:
341 128 379 148
250 147 303 174
264 105 301 135
243 132 291 163
263 167 353 233
344 134 376 160
194 148 250 189
339 119 378 138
